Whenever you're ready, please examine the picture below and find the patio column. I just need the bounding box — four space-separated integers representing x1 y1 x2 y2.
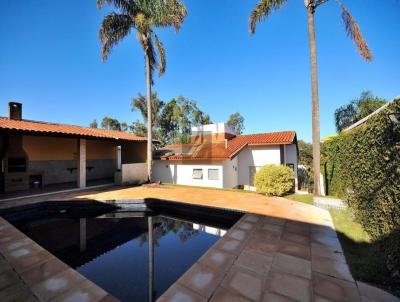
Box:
77 138 86 188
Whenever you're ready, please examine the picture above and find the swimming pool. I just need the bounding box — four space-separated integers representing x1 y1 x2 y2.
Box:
6 200 242 301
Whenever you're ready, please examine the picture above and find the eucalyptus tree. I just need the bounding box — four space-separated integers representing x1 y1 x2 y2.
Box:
97 0 187 181
249 0 372 195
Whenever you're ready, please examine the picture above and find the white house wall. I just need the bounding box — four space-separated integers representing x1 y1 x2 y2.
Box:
237 145 281 188
284 143 298 189
153 160 224 188
222 157 239 188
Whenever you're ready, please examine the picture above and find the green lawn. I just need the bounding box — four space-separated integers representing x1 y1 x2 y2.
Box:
284 193 313 205
285 194 396 296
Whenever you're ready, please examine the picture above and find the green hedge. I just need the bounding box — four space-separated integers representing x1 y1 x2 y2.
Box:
323 98 400 279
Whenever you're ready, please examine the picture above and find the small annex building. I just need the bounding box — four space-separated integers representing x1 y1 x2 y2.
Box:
153 123 298 190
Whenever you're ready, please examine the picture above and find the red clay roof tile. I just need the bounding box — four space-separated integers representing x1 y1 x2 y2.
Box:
0 117 147 142
161 131 296 161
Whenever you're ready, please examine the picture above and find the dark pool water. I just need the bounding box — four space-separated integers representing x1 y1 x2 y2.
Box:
10 205 240 302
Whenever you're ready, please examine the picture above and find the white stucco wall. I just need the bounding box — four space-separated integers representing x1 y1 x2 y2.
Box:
284 144 298 190
114 163 148 185
222 157 239 189
153 160 224 188
237 145 281 189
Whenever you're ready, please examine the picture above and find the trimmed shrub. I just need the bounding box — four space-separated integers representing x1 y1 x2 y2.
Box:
254 164 294 196
323 98 400 280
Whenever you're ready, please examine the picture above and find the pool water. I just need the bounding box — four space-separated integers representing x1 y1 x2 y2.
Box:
9 204 240 302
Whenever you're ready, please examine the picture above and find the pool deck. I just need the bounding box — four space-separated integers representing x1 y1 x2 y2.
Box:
0 184 399 302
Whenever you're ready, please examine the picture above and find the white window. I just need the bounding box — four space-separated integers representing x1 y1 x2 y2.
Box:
192 169 203 179
208 169 219 180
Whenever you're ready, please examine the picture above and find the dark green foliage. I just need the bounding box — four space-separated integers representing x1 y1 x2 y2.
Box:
131 94 211 145
101 116 129 131
334 91 387 132
227 112 245 135
324 99 400 281
89 119 98 128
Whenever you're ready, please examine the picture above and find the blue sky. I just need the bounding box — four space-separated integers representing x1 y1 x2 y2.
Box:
0 0 399 142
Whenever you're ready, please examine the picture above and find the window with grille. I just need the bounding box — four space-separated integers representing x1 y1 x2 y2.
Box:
192 169 203 179
208 169 219 180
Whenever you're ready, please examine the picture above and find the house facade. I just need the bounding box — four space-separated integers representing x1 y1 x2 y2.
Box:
0 102 148 195
153 123 298 190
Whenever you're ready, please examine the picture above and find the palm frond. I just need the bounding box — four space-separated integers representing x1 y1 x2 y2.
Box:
249 0 287 34
97 0 136 15
336 0 372 62
99 13 133 61
153 33 166 76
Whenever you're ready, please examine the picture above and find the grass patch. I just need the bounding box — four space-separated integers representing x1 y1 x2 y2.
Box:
330 209 397 296
284 193 313 205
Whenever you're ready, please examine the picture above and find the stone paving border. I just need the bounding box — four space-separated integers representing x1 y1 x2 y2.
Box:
0 185 399 302
157 212 400 302
313 196 347 210
0 217 119 302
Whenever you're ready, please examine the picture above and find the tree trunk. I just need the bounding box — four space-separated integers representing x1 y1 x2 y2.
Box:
145 51 153 182
306 4 321 196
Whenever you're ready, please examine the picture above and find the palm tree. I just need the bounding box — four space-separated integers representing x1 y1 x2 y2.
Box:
249 0 372 196
97 0 187 181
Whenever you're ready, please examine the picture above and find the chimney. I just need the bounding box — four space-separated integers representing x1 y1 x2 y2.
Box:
8 102 22 120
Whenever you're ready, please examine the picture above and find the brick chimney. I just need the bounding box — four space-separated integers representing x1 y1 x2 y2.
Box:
8 102 22 120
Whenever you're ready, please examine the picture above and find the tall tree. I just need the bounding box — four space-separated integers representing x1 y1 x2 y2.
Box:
101 116 124 131
161 97 212 144
89 119 98 128
334 91 387 132
227 112 245 134
131 92 165 142
98 0 187 182
249 0 372 195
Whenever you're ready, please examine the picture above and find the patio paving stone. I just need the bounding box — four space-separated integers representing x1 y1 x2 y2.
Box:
0 282 36 302
311 233 343 252
198 249 236 273
281 231 310 246
312 256 354 282
20 257 70 287
49 279 108 302
311 242 346 263
277 240 311 260
0 268 21 290
31 268 88 302
262 291 296 302
235 221 255 231
209 286 253 302
245 236 279 256
157 283 207 302
271 252 311 279
99 294 121 302
312 272 361 302
221 265 266 302
266 271 311 302
234 249 273 276
9 249 54 274
178 262 226 299
214 237 245 255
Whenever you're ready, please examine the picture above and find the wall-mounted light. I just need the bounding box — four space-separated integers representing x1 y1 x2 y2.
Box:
388 112 400 124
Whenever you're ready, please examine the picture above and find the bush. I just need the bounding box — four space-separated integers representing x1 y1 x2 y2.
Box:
323 98 400 280
254 164 294 196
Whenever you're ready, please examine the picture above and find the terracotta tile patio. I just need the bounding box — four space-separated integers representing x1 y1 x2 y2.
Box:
0 184 399 302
